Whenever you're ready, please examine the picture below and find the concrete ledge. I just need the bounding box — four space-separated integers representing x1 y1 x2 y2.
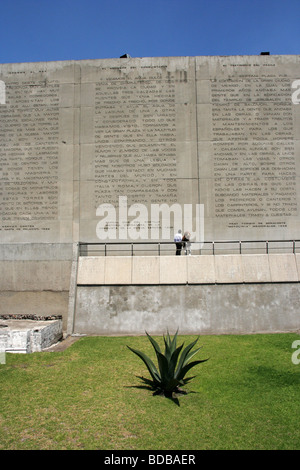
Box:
76 254 300 285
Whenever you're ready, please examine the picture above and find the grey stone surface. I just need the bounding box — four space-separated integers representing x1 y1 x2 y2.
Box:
73 253 300 285
268 253 299 282
0 292 69 329
73 284 300 336
187 255 216 284
241 254 271 283
0 55 300 332
1 55 299 247
132 256 160 285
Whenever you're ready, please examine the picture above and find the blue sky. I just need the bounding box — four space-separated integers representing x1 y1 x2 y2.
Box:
0 0 299 63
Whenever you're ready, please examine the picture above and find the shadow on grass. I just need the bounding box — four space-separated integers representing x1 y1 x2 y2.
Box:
125 376 198 407
246 366 300 387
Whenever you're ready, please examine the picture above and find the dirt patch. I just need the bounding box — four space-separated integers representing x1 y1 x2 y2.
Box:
45 335 82 352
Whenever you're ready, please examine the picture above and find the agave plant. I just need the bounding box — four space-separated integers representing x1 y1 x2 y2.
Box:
127 330 208 397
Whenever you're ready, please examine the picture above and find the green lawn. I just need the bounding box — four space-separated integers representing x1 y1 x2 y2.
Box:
0 332 300 450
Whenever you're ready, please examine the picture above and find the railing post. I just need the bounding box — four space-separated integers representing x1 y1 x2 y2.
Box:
158 243 160 256
239 241 242 254
266 241 269 254
212 241 215 255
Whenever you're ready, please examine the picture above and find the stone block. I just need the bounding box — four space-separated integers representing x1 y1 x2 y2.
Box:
104 257 132 285
241 255 271 283
187 255 215 283
214 255 244 283
132 256 160 284
159 256 187 284
77 256 105 285
268 254 299 282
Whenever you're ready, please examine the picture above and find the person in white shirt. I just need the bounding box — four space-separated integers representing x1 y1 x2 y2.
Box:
174 229 183 255
182 231 191 255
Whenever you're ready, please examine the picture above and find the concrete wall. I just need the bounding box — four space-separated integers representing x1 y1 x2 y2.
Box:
69 254 300 336
73 284 300 336
77 253 300 285
1 56 300 330
0 244 72 329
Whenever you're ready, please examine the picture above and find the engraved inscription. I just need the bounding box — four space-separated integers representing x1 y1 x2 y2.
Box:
93 75 178 207
210 76 298 226
0 80 5 104
0 80 60 230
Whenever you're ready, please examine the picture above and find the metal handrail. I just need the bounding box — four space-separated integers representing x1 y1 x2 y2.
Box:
78 240 300 256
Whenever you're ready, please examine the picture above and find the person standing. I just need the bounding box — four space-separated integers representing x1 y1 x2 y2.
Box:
174 229 183 255
182 231 191 255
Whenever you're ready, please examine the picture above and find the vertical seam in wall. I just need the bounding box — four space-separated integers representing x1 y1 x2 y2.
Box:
194 57 201 215
77 64 82 243
67 242 79 335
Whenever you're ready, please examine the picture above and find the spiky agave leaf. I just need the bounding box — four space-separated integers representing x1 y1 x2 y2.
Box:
176 358 209 382
127 331 209 397
168 342 184 378
175 337 200 379
127 346 161 385
146 330 182 389
163 329 179 361
155 349 170 385
146 331 162 351
175 336 209 381
160 343 185 392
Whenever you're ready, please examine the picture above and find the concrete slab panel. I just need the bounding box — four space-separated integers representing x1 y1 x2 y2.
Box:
0 260 71 291
268 254 299 282
104 257 132 285
214 255 244 283
159 256 187 284
241 255 271 283
77 256 105 285
196 55 300 243
132 256 160 284
187 255 215 283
